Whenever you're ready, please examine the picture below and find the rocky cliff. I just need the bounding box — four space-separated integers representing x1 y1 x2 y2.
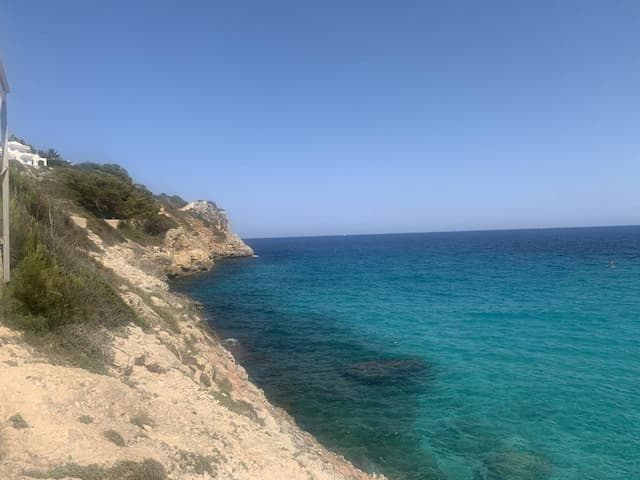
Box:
0 164 382 480
0 228 380 480
162 200 253 277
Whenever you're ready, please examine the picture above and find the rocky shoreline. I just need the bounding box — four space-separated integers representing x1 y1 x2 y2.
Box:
0 192 383 479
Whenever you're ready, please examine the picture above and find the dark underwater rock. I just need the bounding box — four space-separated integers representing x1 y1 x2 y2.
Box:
342 358 428 382
477 448 552 480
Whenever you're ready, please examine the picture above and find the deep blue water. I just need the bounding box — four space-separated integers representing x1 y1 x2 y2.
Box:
172 227 640 480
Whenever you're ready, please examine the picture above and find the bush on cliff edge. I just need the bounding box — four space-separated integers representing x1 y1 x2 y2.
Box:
60 162 177 237
3 233 84 331
1 167 138 370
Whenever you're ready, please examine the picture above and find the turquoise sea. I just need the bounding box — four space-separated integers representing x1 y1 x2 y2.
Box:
173 227 640 480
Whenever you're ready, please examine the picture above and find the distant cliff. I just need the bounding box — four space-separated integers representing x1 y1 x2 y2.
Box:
162 200 253 277
19 161 253 278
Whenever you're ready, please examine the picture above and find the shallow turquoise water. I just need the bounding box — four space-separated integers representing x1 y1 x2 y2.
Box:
173 227 640 479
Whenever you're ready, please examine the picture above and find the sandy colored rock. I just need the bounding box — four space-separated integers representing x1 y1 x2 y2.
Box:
162 200 254 276
0 220 382 480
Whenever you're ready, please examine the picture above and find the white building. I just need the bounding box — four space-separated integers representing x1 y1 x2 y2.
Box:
1 140 47 168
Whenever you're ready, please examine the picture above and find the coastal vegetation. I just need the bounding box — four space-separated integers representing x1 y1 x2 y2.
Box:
130 412 155 430
0 136 253 369
0 160 179 371
60 162 177 236
102 430 126 447
0 145 250 372
23 459 167 480
77 415 94 424
36 148 68 167
8 413 28 429
2 168 135 327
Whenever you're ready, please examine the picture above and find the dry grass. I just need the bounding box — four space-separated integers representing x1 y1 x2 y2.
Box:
211 392 263 426
215 375 233 394
125 284 181 334
24 458 166 480
175 450 222 476
21 324 114 374
2 167 140 374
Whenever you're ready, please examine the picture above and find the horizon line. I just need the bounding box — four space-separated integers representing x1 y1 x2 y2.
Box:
243 223 640 241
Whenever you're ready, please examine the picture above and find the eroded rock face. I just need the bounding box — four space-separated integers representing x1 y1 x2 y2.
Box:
0 221 381 480
162 200 253 276
343 358 429 383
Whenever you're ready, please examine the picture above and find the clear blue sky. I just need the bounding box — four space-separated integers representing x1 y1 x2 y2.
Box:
1 1 639 238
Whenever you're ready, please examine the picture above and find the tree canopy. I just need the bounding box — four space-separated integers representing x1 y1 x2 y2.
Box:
62 163 176 235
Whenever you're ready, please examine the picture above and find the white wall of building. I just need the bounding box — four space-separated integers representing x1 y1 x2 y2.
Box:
1 140 47 167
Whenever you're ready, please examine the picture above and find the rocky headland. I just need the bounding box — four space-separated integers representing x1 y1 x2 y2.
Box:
162 200 254 276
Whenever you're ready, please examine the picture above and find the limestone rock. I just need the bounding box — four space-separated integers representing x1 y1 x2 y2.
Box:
162 200 253 277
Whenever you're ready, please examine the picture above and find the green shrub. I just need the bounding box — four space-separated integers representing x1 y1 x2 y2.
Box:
145 363 167 374
58 163 175 238
8 413 28 429
156 193 187 209
211 391 263 425
176 450 220 476
0 168 138 372
130 412 155 429
62 163 147 219
111 459 166 480
4 234 82 331
3 231 135 333
24 458 167 480
139 213 177 236
103 429 126 447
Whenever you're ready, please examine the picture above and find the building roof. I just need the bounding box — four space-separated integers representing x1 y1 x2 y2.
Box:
7 140 29 150
0 59 9 94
